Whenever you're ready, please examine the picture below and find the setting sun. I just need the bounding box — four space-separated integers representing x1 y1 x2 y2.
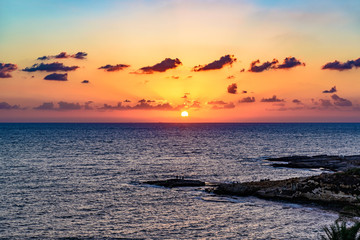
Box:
181 111 189 117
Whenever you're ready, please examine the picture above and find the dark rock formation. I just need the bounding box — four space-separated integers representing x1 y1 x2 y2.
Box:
211 168 360 207
144 178 205 188
266 155 360 171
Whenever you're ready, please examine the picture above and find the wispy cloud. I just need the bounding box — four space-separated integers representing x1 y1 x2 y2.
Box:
261 95 284 102
23 62 79 72
98 64 130 72
37 51 88 60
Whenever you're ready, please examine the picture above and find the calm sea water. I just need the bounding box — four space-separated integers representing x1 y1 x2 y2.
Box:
1 123 360 239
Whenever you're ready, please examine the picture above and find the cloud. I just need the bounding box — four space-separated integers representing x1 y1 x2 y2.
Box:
248 57 305 72
0 63 17 78
73 52 88 59
99 101 182 111
37 51 88 60
240 68 245 72
34 101 82 110
23 62 79 72
171 76 179 79
276 57 305 69
84 101 93 110
322 58 360 71
0 102 20 110
124 99 131 102
292 99 302 104
208 100 227 105
44 73 68 81
322 86 337 93
136 58 182 74
242 90 247 94
209 101 235 109
227 83 237 94
227 75 235 79
248 59 278 72
239 97 255 103
98 64 130 72
261 95 284 102
331 94 352 107
319 99 332 107
81 80 89 83
33 102 55 110
193 55 236 72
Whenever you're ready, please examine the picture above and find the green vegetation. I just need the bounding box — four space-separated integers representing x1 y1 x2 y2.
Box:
321 221 360 240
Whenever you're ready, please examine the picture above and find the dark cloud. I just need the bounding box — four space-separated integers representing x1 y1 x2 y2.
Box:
208 100 227 105
240 68 245 72
248 57 305 72
44 73 68 81
55 52 70 59
323 86 337 93
248 59 278 72
319 99 332 107
276 57 305 69
239 97 255 103
331 94 352 107
292 99 302 104
58 101 81 110
322 58 360 71
33 102 55 110
242 90 247 94
82 80 89 83
227 75 235 79
84 101 93 110
0 102 20 110
124 99 131 102
73 52 88 59
136 58 182 74
193 55 236 72
34 101 82 110
261 95 284 102
0 63 17 78
37 51 88 60
227 83 237 94
23 62 79 72
99 102 124 110
98 64 130 72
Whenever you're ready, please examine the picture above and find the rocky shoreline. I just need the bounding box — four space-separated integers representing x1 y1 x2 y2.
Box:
144 155 360 210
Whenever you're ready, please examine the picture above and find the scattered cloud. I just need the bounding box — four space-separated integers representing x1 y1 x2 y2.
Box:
82 80 89 83
292 99 302 104
0 102 20 110
276 57 305 69
322 86 337 93
227 75 235 79
227 83 237 94
135 58 182 74
248 59 278 72
33 102 55 110
322 58 360 71
23 62 79 72
261 95 284 102
319 99 332 107
239 97 255 103
211 102 235 110
208 100 227 105
242 90 247 94
124 99 131 102
58 101 81 110
193 55 236 72
37 51 88 60
240 68 245 72
331 94 352 107
171 76 179 79
44 73 68 81
0 63 17 78
98 64 130 72
84 101 93 110
73 52 88 59
248 57 305 72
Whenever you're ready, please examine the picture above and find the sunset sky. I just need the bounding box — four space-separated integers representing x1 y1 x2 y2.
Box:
1 0 360 122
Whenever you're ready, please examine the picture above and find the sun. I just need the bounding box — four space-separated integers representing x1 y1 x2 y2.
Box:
181 111 189 117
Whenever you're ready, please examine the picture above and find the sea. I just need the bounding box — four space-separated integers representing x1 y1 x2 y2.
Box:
1 123 360 239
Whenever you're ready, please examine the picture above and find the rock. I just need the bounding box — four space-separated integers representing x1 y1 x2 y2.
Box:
266 155 360 171
144 178 205 188
210 169 360 207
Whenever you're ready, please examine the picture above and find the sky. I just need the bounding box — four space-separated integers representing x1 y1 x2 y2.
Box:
1 0 360 122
